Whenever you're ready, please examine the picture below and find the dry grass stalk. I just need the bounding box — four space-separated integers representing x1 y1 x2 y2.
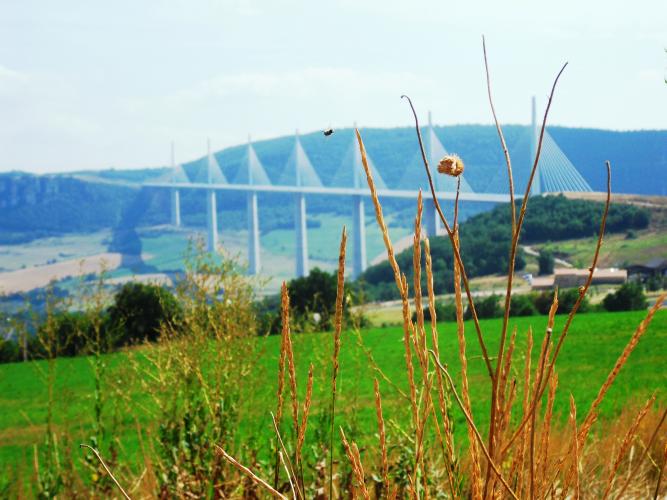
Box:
355 129 404 296
511 328 533 498
488 61 568 496
496 326 517 439
487 326 519 498
528 325 554 499
400 95 494 380
400 273 419 429
79 444 130 500
615 407 667 499
339 427 370 500
482 35 516 233
430 352 519 500
412 191 428 373
215 446 287 500
329 226 347 499
274 288 289 487
280 283 300 444
296 363 314 458
654 442 667 500
568 395 580 500
537 370 558 497
271 412 303 500
356 125 419 432
451 229 482 499
374 378 390 495
601 393 656 499
424 237 457 490
533 163 611 413
278 450 298 500
503 162 610 459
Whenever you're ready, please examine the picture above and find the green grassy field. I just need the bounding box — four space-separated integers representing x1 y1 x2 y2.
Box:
1 309 665 477
537 229 667 268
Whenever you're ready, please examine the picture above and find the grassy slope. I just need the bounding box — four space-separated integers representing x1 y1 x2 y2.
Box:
1 310 665 473
537 229 667 268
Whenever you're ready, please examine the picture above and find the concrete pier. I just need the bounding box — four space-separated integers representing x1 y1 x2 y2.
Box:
352 194 366 278
170 188 181 227
169 142 181 227
424 199 442 237
295 192 308 277
247 191 260 275
206 189 218 252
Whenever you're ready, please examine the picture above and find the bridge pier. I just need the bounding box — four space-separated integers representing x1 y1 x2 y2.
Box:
295 193 309 277
352 194 367 278
247 191 260 275
170 188 181 227
424 199 442 237
206 189 218 252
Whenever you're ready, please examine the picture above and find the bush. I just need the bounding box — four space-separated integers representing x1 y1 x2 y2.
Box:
558 288 591 315
510 294 538 317
411 301 457 323
603 282 647 311
465 295 502 320
108 283 182 345
533 291 555 315
0 339 20 363
646 275 665 292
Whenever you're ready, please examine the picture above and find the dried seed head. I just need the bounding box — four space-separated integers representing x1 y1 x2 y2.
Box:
437 154 465 177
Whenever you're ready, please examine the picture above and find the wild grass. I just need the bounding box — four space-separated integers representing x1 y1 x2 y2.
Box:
1 41 667 498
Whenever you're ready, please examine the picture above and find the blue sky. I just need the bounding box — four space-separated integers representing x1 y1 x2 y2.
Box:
0 0 665 173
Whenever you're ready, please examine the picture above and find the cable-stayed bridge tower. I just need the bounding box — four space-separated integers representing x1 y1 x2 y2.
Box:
233 136 271 275
530 96 592 194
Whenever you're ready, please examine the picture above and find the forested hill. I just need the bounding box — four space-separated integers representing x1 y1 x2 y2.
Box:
0 125 664 244
93 124 665 196
359 194 650 300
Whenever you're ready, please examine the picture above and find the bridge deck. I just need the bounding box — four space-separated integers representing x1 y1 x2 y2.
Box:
144 181 516 203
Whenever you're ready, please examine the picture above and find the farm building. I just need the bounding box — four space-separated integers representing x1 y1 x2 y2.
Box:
530 267 627 290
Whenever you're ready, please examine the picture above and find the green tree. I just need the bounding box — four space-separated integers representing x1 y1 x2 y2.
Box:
108 283 181 345
603 282 647 312
538 249 555 275
465 295 502 320
510 294 538 317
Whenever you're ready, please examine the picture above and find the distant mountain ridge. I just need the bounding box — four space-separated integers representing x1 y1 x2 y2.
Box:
0 125 664 244
104 124 664 196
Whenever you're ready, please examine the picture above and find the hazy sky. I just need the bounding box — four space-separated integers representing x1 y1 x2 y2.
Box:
1 0 665 173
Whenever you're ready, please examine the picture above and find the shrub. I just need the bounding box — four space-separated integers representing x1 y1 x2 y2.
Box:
411 301 457 323
533 290 555 314
558 288 591 314
510 294 538 316
538 249 555 275
0 339 20 363
646 275 665 292
465 294 502 320
603 282 647 311
108 282 182 345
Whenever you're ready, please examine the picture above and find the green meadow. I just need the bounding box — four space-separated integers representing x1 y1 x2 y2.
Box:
1 309 665 477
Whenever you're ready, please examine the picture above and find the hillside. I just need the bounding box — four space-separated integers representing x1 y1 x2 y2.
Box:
0 125 665 247
86 125 666 196
358 194 651 300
